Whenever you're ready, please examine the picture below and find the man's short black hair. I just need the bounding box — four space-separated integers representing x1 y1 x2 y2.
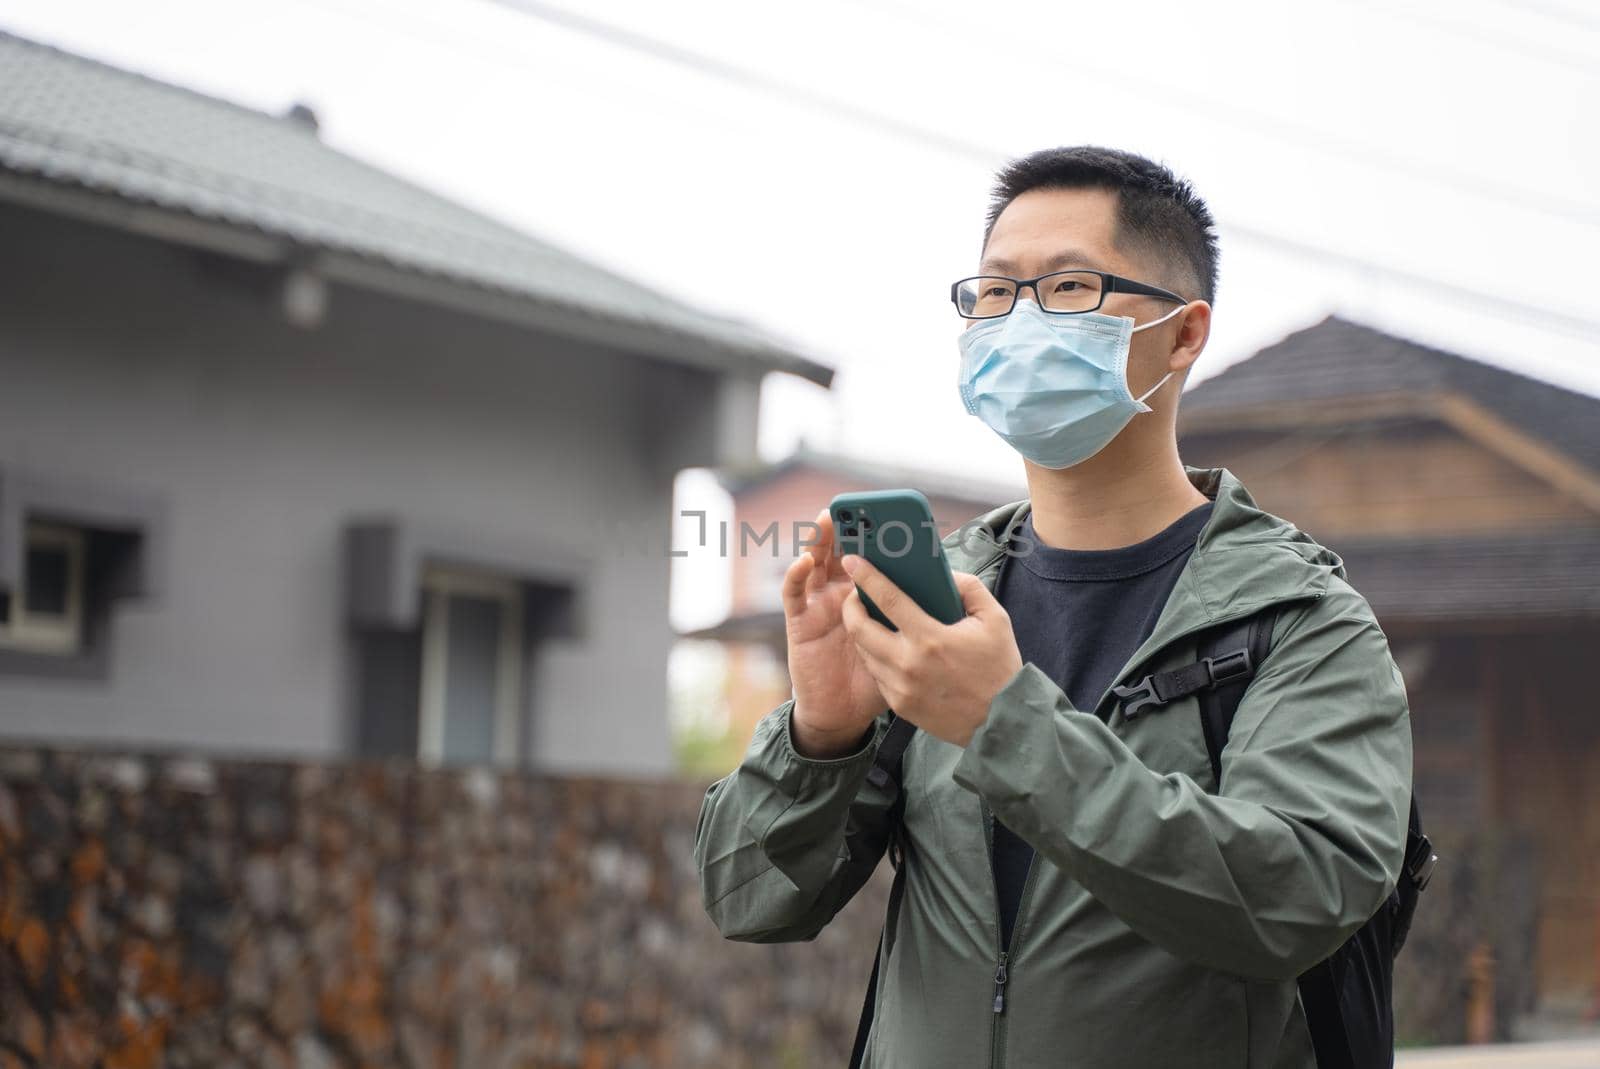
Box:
982 146 1219 306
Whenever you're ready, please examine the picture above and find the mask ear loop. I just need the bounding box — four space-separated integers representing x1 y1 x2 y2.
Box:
1128 301 1189 406
1129 301 1190 334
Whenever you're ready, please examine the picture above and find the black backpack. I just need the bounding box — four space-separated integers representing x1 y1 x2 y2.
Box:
849 605 1437 1069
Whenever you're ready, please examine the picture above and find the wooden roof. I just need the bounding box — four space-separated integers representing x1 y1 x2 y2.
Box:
1335 529 1600 622
1180 317 1600 481
1181 317 1600 621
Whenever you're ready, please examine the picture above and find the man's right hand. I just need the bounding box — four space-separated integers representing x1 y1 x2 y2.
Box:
783 508 888 759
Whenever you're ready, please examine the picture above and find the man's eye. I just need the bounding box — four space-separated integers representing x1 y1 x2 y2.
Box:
1053 280 1082 292
984 286 1013 298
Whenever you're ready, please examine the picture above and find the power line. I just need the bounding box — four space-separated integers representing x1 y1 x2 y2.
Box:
1235 226 1600 342
487 0 1600 232
1480 0 1600 36
853 0 1600 225
482 0 1600 341
1344 0 1600 76
482 0 992 163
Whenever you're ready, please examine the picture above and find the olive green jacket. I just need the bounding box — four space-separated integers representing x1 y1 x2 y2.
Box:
693 465 1413 1068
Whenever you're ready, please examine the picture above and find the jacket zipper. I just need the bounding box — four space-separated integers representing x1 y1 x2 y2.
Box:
975 539 1019 1069
983 798 1006 1068
984 797 1045 1069
992 950 1009 1013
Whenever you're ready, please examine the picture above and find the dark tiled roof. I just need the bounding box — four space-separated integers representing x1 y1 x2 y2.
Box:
0 31 831 384
1180 317 1600 476
1332 529 1600 620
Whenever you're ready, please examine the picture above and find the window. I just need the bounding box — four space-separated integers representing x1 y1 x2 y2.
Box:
0 523 86 655
0 468 162 681
418 566 524 767
344 519 582 766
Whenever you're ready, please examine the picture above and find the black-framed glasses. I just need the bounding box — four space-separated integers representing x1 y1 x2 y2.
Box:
950 269 1187 319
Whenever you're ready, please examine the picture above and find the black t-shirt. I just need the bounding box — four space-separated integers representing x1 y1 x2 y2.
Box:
988 500 1214 952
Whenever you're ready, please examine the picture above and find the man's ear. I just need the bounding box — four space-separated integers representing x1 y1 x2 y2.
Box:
1171 301 1211 373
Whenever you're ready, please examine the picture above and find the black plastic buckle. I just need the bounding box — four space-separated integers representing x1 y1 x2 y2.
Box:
1112 675 1162 719
1407 834 1438 892
1206 649 1253 685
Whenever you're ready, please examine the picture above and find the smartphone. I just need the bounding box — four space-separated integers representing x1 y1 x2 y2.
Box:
829 489 964 629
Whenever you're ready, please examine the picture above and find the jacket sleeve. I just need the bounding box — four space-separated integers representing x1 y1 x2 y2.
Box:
694 699 899 943
951 579 1413 981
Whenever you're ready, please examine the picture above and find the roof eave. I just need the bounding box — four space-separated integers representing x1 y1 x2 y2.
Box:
1179 387 1600 516
0 168 836 388
319 251 836 387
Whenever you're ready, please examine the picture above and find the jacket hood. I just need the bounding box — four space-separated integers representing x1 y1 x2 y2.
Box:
946 465 1347 640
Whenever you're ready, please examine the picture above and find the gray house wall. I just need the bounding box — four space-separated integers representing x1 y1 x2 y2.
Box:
0 202 731 777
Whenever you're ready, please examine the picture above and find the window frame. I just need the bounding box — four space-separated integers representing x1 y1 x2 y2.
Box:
417 565 525 768
0 523 87 656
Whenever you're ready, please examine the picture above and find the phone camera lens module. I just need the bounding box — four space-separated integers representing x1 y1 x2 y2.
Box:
860 516 874 530
838 509 854 523
843 525 859 538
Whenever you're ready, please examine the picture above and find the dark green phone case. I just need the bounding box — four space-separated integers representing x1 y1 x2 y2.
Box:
829 489 964 629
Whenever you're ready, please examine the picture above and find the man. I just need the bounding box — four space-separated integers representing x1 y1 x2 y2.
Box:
693 146 1412 1068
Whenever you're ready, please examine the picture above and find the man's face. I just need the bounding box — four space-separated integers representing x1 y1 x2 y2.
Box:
966 186 1195 423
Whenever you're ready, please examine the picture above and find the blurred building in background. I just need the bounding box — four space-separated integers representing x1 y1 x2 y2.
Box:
0 32 831 777
681 446 1023 749
1178 316 1600 1029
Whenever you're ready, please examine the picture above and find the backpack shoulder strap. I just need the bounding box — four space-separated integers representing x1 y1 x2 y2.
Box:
849 713 916 1069
1392 794 1438 955
1110 605 1282 784
1195 607 1279 788
866 712 917 870
866 713 917 799
848 863 906 1068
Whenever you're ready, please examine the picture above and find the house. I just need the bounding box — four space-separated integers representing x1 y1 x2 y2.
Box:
1178 316 1600 1027
682 447 1023 747
0 32 831 777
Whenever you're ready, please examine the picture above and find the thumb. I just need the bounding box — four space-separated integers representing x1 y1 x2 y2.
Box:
952 571 999 616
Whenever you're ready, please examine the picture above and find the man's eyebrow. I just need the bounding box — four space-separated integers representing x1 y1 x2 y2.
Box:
978 249 1100 275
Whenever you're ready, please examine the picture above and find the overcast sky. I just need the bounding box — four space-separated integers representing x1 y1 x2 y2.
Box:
5 0 1598 629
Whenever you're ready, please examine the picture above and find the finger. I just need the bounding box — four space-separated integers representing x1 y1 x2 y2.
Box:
846 616 902 696
840 554 931 634
806 508 834 569
810 543 832 594
952 571 1001 617
781 553 815 617
853 641 901 699
814 510 855 586
841 588 901 663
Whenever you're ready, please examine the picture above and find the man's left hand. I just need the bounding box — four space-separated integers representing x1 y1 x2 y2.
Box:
839 555 1024 748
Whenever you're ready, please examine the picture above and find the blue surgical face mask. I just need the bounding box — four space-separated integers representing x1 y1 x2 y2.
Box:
957 298 1188 469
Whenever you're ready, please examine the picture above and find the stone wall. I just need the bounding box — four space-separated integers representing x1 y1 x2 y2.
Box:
0 744 1510 1067
0 747 890 1069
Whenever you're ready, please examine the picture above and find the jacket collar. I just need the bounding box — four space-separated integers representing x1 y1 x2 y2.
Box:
946 465 1345 696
